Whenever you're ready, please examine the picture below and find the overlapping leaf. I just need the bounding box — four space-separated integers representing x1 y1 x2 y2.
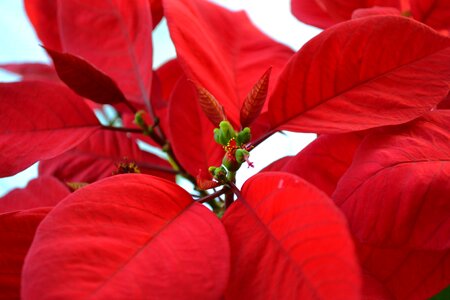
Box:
0 82 100 177
0 63 59 82
58 0 153 106
263 133 363 196
39 130 175 183
222 172 361 299
22 174 229 299
24 0 61 50
0 207 51 299
269 16 450 133
164 0 294 124
0 176 69 213
334 111 450 250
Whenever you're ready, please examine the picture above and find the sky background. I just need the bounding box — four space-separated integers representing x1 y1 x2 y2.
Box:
0 0 321 195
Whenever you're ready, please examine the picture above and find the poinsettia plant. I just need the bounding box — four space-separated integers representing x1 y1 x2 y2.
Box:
1 0 449 299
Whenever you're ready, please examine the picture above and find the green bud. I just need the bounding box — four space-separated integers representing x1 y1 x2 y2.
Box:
222 155 240 172
213 128 222 144
235 149 249 164
219 121 236 144
213 166 227 182
236 127 251 145
134 110 146 129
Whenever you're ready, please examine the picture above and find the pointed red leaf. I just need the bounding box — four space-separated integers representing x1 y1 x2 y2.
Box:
0 63 59 83
0 82 100 177
39 130 174 183
0 207 51 299
358 242 450 299
291 0 337 28
240 67 272 128
156 59 184 101
149 0 164 28
22 174 229 299
334 111 450 250
58 0 153 105
0 176 69 214
168 78 224 176
263 133 363 196
269 16 450 134
45 48 129 105
24 0 61 50
222 172 361 299
191 81 227 127
164 0 294 124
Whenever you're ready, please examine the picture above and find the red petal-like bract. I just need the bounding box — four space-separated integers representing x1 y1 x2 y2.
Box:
58 0 153 106
22 174 229 299
334 111 450 250
24 0 61 50
0 63 59 83
168 78 223 177
164 0 294 124
39 130 174 183
358 243 450 299
0 82 100 177
45 48 129 105
352 6 401 19
191 81 227 127
0 207 51 299
222 172 361 299
269 16 450 133
264 133 363 196
0 176 69 213
410 0 450 31
291 0 336 28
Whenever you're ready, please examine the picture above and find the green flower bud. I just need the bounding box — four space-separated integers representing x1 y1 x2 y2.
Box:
134 110 146 129
235 149 249 164
222 155 240 172
214 166 227 182
219 121 236 144
236 127 251 145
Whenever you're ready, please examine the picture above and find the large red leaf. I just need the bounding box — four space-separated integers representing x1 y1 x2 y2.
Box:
168 77 223 177
58 0 153 106
22 174 229 299
0 176 69 213
269 16 450 134
0 207 51 299
24 0 61 51
39 130 174 183
0 82 100 177
164 0 294 124
155 59 184 101
333 111 450 250
358 242 450 299
0 63 59 83
222 172 361 299
263 133 363 196
291 0 336 28
45 48 129 105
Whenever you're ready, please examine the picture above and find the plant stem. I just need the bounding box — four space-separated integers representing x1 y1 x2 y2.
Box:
102 126 143 133
198 187 229 203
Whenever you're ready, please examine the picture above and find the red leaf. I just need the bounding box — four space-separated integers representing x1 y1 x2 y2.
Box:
58 0 153 106
317 0 401 22
437 91 450 109
22 174 229 299
45 48 129 106
191 81 227 127
411 0 450 32
155 59 184 101
0 63 59 83
0 82 100 177
358 243 450 299
333 111 450 250
263 133 363 196
269 16 450 134
149 0 164 28
0 207 51 299
240 67 272 128
39 130 174 183
222 172 361 299
24 0 61 50
0 176 69 214
168 78 224 177
291 0 337 28
164 0 293 124
352 6 402 19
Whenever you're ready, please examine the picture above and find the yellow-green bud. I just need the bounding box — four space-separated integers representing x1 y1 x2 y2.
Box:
219 121 236 144
236 127 251 145
235 149 249 164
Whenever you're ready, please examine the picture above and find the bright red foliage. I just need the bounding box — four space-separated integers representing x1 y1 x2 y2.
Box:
1 0 449 298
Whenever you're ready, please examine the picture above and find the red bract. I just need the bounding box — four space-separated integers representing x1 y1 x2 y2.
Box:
21 175 230 299
0 0 449 298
